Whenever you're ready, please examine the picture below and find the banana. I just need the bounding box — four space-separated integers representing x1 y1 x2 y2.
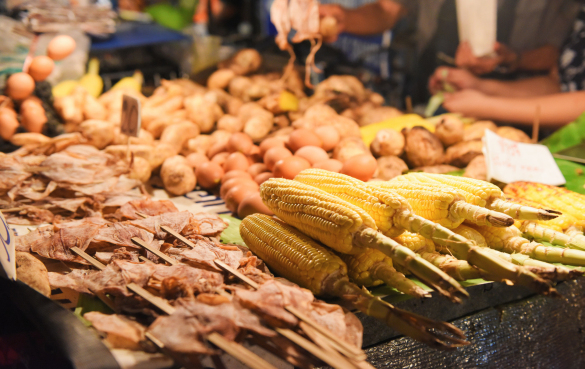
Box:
52 80 79 98
78 58 103 98
111 71 143 92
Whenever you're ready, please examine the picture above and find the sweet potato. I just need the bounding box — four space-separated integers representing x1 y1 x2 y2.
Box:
160 155 196 196
403 126 444 167
78 119 115 149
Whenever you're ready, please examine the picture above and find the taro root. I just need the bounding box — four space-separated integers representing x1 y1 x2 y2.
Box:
496 126 531 143
435 116 464 147
464 120 497 141
444 140 483 167
370 128 405 157
464 155 487 180
376 156 408 180
403 126 444 167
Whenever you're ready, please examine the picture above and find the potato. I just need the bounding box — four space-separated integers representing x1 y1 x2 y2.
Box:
403 126 444 167
10 132 51 146
244 116 273 142
229 76 254 100
207 69 236 90
183 135 214 155
104 144 153 163
150 143 177 170
184 95 223 133
376 156 408 180
496 126 531 143
464 121 497 141
333 137 368 163
113 128 155 146
292 104 361 139
16 252 50 296
78 119 115 149
370 129 405 157
435 116 464 147
160 122 200 153
444 140 483 167
161 155 196 196
83 94 107 120
128 156 152 183
359 107 403 126
224 48 262 75
464 155 487 180
217 115 244 133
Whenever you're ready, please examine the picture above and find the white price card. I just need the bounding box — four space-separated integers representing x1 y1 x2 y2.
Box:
456 0 497 57
483 130 565 186
0 211 16 280
120 95 141 137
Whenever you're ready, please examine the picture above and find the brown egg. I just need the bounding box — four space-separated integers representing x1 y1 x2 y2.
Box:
207 141 228 158
28 56 54 82
225 185 259 213
237 192 274 218
221 178 258 198
0 110 19 141
221 170 253 184
211 152 230 167
195 162 225 189
273 156 311 179
254 171 274 185
287 129 322 152
6 73 35 101
259 137 286 156
20 101 47 133
314 126 340 152
264 146 293 171
313 159 343 173
185 152 209 169
340 154 377 182
247 163 269 178
247 145 262 163
47 35 76 61
224 152 250 172
226 132 254 154
294 146 329 165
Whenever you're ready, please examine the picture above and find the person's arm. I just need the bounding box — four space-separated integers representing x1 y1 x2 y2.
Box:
429 67 560 98
442 89 585 128
319 0 406 41
515 45 559 72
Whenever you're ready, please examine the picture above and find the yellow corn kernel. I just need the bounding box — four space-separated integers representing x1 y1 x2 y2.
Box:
392 232 435 254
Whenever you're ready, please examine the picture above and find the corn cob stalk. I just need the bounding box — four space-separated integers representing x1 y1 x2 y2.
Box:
369 180 513 228
260 177 468 302
505 196 579 231
515 220 585 251
292 169 556 296
469 224 585 270
339 249 431 298
393 173 560 221
392 232 482 281
453 224 581 281
240 214 469 349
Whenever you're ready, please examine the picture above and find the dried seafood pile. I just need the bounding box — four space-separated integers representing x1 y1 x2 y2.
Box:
14 199 371 369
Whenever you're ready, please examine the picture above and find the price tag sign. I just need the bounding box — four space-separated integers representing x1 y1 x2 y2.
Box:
0 211 16 280
483 130 565 185
120 95 141 137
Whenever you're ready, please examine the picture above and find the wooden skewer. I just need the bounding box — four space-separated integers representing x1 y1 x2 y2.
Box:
71 247 106 270
0 207 26 213
131 237 178 266
139 255 151 263
134 211 366 361
206 333 277 369
405 96 413 114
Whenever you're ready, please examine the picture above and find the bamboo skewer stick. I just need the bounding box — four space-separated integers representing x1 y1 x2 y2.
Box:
134 212 366 361
130 237 178 266
71 247 106 270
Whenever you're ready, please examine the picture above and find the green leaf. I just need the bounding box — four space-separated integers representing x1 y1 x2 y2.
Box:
74 293 113 326
219 214 246 246
554 158 585 194
541 112 585 153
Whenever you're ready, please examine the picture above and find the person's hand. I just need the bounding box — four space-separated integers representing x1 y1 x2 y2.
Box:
319 4 346 42
455 41 518 75
428 67 479 94
442 89 489 115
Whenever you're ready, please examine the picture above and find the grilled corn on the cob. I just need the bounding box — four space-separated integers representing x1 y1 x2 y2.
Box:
504 196 577 231
369 180 513 228
393 173 560 220
515 220 585 251
292 169 555 295
260 177 468 302
240 214 469 349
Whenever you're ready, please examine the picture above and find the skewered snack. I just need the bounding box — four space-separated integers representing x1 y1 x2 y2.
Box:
393 173 561 221
292 169 557 295
260 177 469 302
240 214 469 349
